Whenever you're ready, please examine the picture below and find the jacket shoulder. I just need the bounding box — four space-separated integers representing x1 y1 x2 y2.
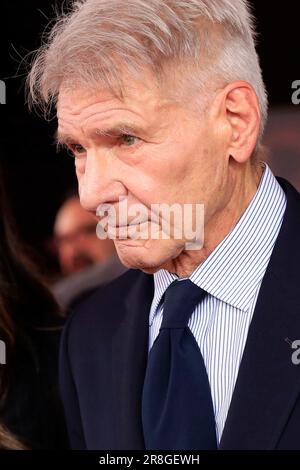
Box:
62 269 146 354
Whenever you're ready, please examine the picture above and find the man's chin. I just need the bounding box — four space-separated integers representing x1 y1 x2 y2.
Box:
114 238 182 273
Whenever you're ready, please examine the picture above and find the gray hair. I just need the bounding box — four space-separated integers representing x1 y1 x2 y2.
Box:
27 0 268 144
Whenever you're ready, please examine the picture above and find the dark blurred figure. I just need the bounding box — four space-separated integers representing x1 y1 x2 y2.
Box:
52 196 126 312
0 166 68 449
264 108 300 191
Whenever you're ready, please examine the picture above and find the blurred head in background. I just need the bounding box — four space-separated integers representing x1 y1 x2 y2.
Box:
54 196 115 276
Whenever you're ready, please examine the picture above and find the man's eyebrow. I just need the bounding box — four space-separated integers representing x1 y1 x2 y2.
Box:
94 122 145 137
55 122 147 147
55 130 74 147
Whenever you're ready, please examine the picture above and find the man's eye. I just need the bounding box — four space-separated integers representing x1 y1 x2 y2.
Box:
74 144 86 154
69 144 86 156
119 134 140 147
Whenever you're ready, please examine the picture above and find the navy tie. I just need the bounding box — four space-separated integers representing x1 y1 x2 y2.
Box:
142 279 217 450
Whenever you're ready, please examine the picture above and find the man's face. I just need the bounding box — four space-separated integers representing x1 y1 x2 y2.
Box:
57 73 228 273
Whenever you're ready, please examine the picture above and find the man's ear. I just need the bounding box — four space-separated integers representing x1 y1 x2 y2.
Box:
219 81 261 163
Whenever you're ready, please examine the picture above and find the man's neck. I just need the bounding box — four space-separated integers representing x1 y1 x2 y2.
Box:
162 161 264 278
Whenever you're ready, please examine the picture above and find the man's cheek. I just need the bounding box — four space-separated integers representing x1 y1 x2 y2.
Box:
74 157 86 177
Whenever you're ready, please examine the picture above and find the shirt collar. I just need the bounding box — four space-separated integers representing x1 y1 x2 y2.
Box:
150 162 287 322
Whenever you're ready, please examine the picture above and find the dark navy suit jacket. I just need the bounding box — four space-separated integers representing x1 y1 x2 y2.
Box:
60 178 300 450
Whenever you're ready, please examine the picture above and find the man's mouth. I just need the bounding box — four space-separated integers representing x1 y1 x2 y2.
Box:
105 221 151 239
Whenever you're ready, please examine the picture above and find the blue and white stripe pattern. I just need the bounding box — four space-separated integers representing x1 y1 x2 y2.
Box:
148 162 287 443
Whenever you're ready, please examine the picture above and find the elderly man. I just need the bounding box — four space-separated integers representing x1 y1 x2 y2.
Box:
28 0 300 450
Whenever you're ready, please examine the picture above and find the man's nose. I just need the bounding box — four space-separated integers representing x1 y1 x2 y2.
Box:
78 152 127 213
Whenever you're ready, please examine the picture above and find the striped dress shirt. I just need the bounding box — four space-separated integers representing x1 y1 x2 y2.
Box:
148 162 287 443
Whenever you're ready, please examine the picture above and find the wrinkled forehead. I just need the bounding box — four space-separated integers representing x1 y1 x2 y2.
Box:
56 61 187 120
57 86 118 116
55 78 176 144
57 65 164 106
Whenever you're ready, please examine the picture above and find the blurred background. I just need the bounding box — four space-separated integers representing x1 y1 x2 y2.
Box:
1 0 300 283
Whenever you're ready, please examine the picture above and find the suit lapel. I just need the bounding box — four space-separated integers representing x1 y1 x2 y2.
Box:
220 179 300 449
112 271 154 449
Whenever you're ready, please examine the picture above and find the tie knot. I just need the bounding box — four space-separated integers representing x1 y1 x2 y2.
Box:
160 279 206 329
